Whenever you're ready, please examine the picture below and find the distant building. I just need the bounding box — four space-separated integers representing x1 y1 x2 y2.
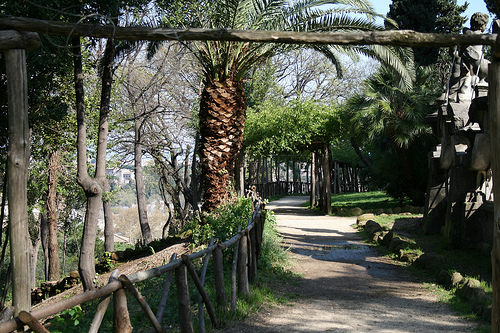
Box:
106 168 135 185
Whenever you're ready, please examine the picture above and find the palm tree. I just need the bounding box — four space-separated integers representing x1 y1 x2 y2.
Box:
163 0 413 212
345 65 440 202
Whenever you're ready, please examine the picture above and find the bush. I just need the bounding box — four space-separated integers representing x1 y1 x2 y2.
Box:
189 196 253 246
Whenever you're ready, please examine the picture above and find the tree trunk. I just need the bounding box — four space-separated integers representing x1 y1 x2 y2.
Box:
47 149 60 281
73 36 114 291
322 143 332 215
134 115 153 244
40 213 49 281
103 178 114 253
199 78 246 213
5 48 31 315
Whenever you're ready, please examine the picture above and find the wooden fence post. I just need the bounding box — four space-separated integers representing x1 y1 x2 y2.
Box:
175 265 194 333
237 230 249 295
489 30 500 332
213 246 226 308
156 253 177 324
248 227 257 282
113 284 132 333
89 269 119 333
5 48 31 316
230 230 240 312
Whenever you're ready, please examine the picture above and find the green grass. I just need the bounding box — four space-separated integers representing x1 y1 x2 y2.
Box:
330 191 409 212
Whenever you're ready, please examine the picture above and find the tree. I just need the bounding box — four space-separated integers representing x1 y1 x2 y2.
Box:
111 41 200 237
160 0 413 213
345 66 441 203
388 0 468 66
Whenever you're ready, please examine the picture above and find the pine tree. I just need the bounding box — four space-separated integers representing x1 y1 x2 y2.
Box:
388 0 468 66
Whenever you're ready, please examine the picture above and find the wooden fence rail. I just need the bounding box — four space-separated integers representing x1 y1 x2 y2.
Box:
0 200 266 333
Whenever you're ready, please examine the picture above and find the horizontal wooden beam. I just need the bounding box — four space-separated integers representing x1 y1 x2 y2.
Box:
0 16 496 47
0 30 40 50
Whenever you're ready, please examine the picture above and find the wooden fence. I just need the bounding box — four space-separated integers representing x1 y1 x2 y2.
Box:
0 199 266 333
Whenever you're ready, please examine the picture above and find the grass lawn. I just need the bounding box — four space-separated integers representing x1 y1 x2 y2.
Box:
331 191 410 212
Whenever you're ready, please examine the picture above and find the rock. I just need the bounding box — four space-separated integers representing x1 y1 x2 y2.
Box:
482 305 492 321
364 220 383 236
414 253 447 274
400 251 420 263
393 207 402 214
451 272 464 286
381 231 394 247
373 231 389 244
385 208 394 214
349 207 363 216
388 237 404 252
409 206 420 214
357 214 375 224
437 270 463 287
374 208 384 215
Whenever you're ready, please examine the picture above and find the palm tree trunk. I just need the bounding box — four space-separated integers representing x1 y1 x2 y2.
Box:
199 78 246 213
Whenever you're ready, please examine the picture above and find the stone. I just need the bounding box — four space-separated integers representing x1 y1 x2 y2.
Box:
374 208 384 215
437 270 463 287
393 207 402 214
385 208 394 214
388 237 404 252
414 253 447 274
381 231 394 247
357 214 375 224
364 220 382 236
349 207 363 216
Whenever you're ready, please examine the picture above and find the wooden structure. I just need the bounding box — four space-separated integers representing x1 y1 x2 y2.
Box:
247 155 364 201
2 12 500 331
0 198 266 332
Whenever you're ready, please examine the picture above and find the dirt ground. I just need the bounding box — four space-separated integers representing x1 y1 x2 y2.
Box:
216 196 477 333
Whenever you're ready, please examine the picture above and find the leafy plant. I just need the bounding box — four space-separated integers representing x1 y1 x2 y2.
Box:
50 306 84 333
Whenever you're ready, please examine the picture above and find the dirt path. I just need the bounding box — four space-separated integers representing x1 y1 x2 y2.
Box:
217 196 477 332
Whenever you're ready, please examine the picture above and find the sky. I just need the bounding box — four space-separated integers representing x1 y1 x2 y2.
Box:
371 0 490 29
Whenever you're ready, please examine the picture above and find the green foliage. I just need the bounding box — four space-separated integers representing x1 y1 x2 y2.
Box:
188 197 253 246
245 99 340 157
50 306 85 333
388 0 468 66
259 210 289 270
344 66 440 204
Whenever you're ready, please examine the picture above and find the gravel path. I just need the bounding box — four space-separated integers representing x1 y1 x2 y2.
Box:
217 196 477 332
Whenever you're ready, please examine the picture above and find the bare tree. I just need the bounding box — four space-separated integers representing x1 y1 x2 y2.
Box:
111 42 200 237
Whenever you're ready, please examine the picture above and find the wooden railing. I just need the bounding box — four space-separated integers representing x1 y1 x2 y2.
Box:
0 199 266 333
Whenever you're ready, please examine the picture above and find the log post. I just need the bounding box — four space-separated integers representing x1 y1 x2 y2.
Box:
5 48 31 316
181 255 219 329
230 230 241 312
119 275 164 333
248 227 257 282
490 27 500 332
113 284 132 333
237 230 249 295
18 311 49 333
156 253 177 324
89 269 120 333
175 265 194 333
198 239 214 333
213 246 226 308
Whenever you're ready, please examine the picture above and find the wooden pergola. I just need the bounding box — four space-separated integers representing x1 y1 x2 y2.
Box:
2 10 500 331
